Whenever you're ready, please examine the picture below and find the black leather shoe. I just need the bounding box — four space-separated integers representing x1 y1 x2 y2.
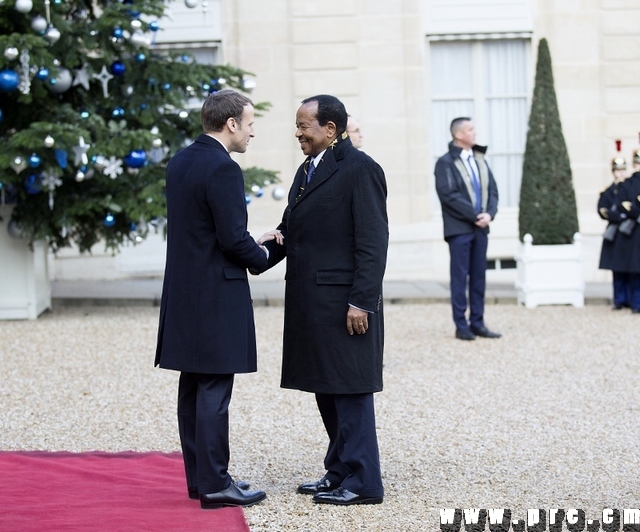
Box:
297 476 339 495
200 483 266 509
313 487 383 506
189 480 251 500
455 328 476 341
470 326 502 338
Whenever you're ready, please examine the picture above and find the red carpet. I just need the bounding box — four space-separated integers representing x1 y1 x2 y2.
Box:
0 451 250 532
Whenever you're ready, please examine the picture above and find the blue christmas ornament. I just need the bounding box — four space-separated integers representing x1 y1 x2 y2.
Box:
112 107 125 117
148 77 156 86
80 110 90 119
181 54 189 63
55 149 68 169
112 27 123 38
24 174 42 194
124 149 147 168
129 221 138 231
36 68 50 80
140 103 147 110
245 194 251 205
103 213 116 227
110 61 126 76
0 69 20 92
135 53 146 62
163 82 171 90
28 154 41 168
254 187 264 198
149 21 160 31
202 83 211 92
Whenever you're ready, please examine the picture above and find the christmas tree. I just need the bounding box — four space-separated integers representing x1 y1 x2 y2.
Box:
0 0 276 252
518 38 579 245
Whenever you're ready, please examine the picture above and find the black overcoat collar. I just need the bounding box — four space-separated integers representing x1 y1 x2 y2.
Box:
194 133 231 157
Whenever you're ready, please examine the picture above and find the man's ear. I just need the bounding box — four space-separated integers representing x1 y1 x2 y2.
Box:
226 117 237 132
325 120 336 137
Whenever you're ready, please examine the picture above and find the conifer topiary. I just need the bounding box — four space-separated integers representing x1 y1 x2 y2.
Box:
518 38 579 245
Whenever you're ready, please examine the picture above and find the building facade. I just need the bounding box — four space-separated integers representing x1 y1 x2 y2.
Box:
52 0 640 285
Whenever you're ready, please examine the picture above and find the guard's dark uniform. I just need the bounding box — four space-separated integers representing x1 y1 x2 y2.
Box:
620 151 640 312
598 156 631 308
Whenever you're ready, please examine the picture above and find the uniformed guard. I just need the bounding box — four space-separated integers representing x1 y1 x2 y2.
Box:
598 155 631 309
619 147 640 313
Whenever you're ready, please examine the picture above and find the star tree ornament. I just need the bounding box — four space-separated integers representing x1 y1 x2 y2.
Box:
41 170 62 210
72 64 91 90
72 136 90 166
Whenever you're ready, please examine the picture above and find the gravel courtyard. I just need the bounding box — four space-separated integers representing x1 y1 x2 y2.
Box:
1 303 638 531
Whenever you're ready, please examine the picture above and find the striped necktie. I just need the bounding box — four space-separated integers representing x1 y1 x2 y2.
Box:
306 161 316 183
467 155 481 213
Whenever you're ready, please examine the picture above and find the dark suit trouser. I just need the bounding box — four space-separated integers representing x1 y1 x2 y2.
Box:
630 273 640 310
178 372 234 494
447 229 488 330
315 392 384 498
612 271 630 307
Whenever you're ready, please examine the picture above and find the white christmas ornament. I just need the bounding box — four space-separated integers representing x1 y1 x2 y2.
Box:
4 47 19 61
44 135 55 148
47 67 72 93
103 156 124 179
72 136 90 166
31 15 47 33
14 0 33 13
92 65 114 98
272 186 286 200
184 0 197 8
72 64 91 90
44 26 61 45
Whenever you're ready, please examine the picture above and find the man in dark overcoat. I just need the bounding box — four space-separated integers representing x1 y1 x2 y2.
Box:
155 89 269 510
262 95 388 505
598 156 631 309
620 149 640 313
435 117 500 340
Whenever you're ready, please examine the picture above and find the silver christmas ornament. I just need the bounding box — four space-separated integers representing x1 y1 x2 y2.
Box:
44 135 55 148
8 219 25 239
44 26 61 45
14 0 33 14
129 31 149 47
121 84 134 97
150 126 159 135
131 19 142 30
152 138 162 148
11 156 27 174
47 67 72 93
272 186 286 200
75 170 85 182
4 47 19 61
93 155 107 171
184 0 197 7
31 15 47 34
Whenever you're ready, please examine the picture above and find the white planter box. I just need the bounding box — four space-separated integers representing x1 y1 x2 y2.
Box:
515 232 584 309
0 205 51 320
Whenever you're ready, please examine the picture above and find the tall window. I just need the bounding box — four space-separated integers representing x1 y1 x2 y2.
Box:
430 39 529 208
